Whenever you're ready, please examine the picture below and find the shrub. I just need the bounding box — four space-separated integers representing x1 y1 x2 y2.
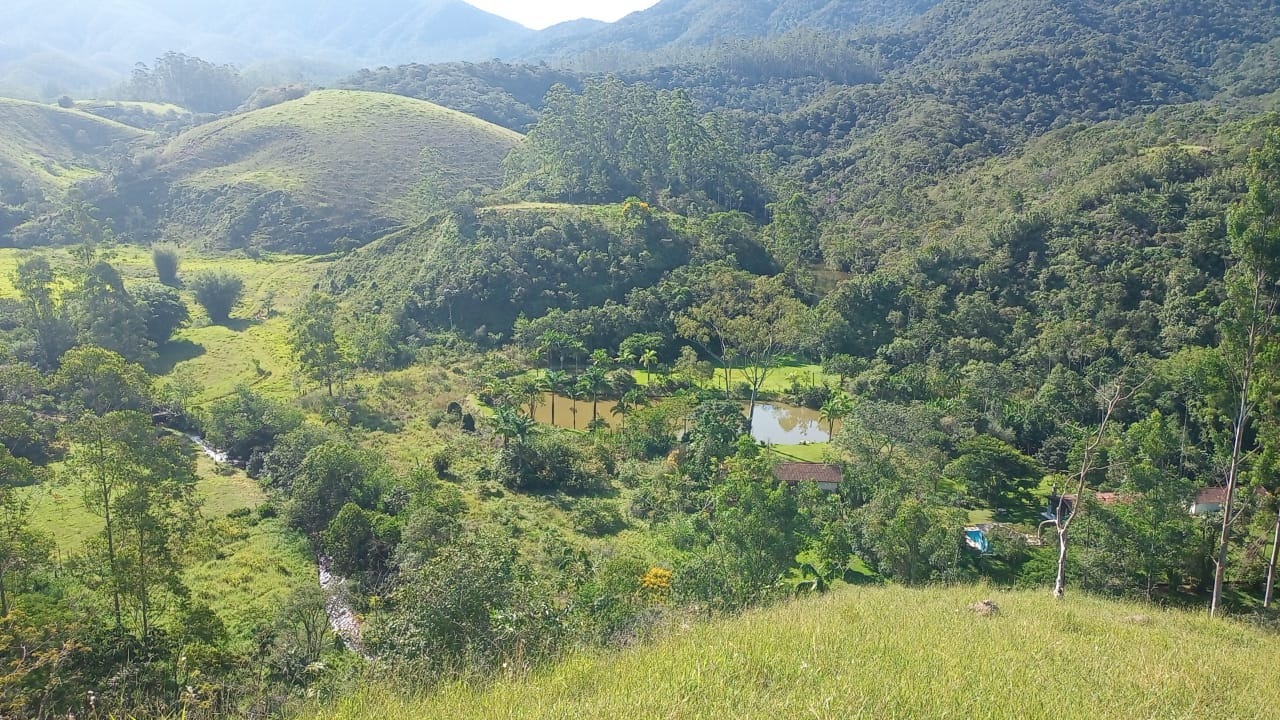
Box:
152 246 180 286
188 270 244 323
572 499 629 536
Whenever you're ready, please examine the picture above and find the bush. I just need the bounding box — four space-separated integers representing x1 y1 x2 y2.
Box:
188 270 244 323
377 533 564 677
201 386 304 462
572 499 629 536
498 432 610 495
152 246 180 286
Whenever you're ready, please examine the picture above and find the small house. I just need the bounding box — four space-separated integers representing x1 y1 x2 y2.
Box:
1190 487 1230 516
1042 491 1123 521
773 463 843 493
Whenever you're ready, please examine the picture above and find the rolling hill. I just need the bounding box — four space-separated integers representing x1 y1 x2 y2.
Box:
150 89 522 251
308 584 1280 720
0 97 147 239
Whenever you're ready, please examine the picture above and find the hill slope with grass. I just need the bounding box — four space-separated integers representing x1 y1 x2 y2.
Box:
151 89 522 252
0 97 146 237
313 584 1280 720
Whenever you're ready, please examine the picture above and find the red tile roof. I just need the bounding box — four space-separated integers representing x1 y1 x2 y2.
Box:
773 463 843 485
1094 491 1122 505
1196 487 1230 505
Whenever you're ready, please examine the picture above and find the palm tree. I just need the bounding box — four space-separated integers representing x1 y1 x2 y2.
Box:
491 406 536 448
611 388 648 420
578 367 609 424
820 392 853 437
640 349 659 387
512 376 542 418
542 370 569 427
567 339 587 373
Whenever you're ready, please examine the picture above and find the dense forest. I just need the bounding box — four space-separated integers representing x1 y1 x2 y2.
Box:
2 1 1280 718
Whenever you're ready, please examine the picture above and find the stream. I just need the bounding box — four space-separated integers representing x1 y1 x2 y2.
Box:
183 432 367 653
186 433 230 464
318 555 366 655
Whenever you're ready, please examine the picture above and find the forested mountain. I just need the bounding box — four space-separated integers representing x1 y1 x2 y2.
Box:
525 0 941 60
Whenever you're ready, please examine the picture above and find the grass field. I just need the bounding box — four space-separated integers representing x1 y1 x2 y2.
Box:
309 584 1280 720
21 438 315 645
632 363 838 394
0 245 332 402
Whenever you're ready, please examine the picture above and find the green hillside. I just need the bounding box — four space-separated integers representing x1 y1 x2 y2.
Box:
312 585 1280 720
73 99 194 131
0 97 146 237
155 89 522 251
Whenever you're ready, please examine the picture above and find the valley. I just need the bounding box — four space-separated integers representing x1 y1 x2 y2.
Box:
2 1 1280 718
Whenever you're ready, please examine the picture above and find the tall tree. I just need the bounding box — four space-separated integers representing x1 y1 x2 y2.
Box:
678 271 808 422
0 449 50 617
1041 370 1141 600
65 411 196 633
67 261 152 366
289 293 347 397
12 256 73 370
1211 132 1280 617
50 346 151 417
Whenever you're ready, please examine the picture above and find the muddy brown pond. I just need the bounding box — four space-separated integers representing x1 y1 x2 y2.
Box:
530 393 836 444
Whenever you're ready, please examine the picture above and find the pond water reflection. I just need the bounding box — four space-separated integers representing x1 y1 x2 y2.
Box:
748 403 833 444
529 393 834 445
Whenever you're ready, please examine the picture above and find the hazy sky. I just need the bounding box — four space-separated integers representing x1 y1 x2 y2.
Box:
467 0 661 30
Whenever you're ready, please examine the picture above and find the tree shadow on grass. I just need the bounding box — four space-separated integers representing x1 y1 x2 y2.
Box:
154 338 206 374
221 317 262 333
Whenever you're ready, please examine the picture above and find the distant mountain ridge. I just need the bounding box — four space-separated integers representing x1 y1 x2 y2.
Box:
522 0 944 59
0 0 542 97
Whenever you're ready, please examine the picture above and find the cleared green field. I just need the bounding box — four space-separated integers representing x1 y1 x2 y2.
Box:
186 516 315 644
769 443 829 462
633 363 838 393
22 444 266 553
311 584 1280 720
22 440 315 645
0 245 331 402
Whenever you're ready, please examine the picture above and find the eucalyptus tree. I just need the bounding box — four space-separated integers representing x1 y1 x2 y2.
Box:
0 449 50 617
12 256 73 370
1210 132 1280 617
289 293 348 397
66 411 198 636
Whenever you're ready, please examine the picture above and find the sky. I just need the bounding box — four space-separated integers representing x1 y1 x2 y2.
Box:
466 0 662 30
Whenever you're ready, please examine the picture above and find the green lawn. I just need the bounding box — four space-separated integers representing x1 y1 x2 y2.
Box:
769 443 829 462
632 362 838 393
309 584 1280 720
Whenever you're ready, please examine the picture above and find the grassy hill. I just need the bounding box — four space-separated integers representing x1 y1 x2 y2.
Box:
0 97 146 237
73 99 194 131
155 89 522 251
312 584 1280 720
